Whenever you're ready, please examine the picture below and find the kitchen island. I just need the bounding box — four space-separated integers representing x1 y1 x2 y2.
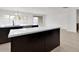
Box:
9 26 60 52
0 25 38 44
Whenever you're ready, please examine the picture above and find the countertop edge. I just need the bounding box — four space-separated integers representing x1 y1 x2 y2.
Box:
8 27 60 38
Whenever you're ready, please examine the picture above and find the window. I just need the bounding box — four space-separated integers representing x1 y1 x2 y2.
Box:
33 16 44 26
33 16 39 25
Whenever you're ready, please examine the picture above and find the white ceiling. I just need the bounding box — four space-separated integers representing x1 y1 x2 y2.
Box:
0 7 65 13
0 7 79 15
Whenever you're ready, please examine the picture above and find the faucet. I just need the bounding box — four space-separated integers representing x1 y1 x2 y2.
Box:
12 20 14 26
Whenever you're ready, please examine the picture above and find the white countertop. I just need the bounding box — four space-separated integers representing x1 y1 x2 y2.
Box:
8 26 60 38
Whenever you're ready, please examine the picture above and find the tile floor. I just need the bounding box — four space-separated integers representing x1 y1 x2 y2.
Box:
0 29 79 52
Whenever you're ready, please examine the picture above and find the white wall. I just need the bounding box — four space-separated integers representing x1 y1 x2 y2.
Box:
0 9 33 26
56 8 77 32
67 8 76 32
49 8 76 32
0 7 77 32
0 7 62 27
0 10 13 27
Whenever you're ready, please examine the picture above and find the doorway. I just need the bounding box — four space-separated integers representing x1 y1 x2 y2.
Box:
76 10 79 32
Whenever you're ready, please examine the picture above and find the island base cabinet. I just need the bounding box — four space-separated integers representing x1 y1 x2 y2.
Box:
0 29 10 44
11 28 60 52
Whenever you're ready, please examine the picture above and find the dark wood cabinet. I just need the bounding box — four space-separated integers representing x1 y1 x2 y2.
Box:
0 29 10 44
45 29 60 51
0 27 22 44
11 28 60 52
0 25 38 44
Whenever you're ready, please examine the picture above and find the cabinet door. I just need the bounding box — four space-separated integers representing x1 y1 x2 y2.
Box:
45 29 60 51
0 29 10 44
11 33 46 52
